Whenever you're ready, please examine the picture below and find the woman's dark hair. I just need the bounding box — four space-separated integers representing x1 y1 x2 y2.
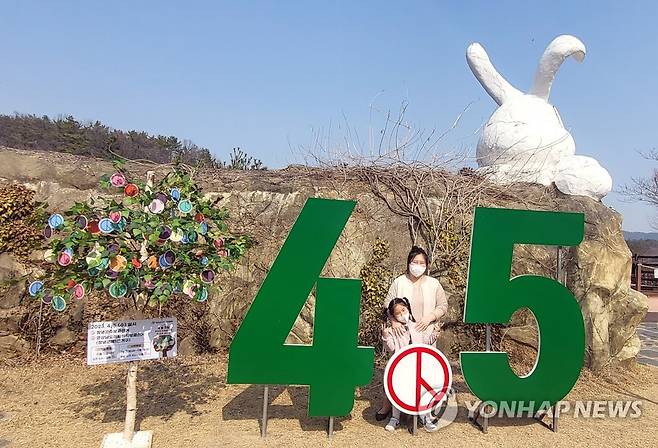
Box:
385 297 416 323
406 245 429 275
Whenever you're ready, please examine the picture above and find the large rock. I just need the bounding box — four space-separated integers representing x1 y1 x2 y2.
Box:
562 195 649 369
0 146 647 373
0 334 30 357
48 327 77 347
0 253 28 309
177 336 198 357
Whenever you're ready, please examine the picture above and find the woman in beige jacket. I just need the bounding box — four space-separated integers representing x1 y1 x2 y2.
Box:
375 246 448 422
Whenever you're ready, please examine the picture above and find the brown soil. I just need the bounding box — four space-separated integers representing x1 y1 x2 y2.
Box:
0 354 657 448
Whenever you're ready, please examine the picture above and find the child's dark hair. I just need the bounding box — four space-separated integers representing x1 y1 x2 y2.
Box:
385 297 416 322
406 245 430 275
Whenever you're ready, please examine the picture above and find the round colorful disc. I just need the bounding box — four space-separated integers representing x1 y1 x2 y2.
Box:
75 215 88 229
88 220 100 234
194 287 208 303
178 199 193 214
159 226 172 240
110 172 126 187
99 218 115 233
158 254 170 268
109 211 122 223
109 255 127 272
155 192 168 204
149 199 165 214
113 217 127 232
51 295 66 311
43 249 56 263
124 183 139 197
28 281 44 297
57 252 72 267
163 250 176 265
200 269 215 283
182 280 195 297
41 292 53 305
72 284 85 300
109 282 128 298
48 213 64 229
170 228 184 242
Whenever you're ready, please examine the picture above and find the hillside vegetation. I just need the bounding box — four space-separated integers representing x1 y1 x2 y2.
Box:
0 113 264 170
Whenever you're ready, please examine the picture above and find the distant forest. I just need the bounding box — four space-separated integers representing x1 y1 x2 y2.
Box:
0 113 264 170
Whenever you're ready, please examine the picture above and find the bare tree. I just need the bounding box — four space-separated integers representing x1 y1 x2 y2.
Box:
620 150 658 229
294 100 543 285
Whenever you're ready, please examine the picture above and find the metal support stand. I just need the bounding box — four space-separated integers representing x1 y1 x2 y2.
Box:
327 417 334 439
557 245 563 284
469 324 492 432
533 406 558 432
469 397 490 433
260 387 338 439
412 415 418 435
548 246 561 432
554 409 558 432
261 386 269 438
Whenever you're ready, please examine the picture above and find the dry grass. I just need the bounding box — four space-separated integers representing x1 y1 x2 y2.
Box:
0 353 656 448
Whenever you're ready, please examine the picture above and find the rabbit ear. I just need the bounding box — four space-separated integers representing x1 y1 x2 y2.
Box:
529 35 586 101
466 42 522 106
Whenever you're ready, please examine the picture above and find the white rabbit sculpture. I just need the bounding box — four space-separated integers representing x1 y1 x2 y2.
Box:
467 35 612 200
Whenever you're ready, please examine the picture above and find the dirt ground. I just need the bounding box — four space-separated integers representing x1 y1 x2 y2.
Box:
0 353 656 448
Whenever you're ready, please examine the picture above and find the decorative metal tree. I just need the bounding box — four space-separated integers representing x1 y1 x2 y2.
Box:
29 160 252 446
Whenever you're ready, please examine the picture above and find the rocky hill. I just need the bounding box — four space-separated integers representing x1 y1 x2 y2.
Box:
0 146 648 373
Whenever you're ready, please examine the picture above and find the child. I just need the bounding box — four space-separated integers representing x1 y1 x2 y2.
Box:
381 297 439 432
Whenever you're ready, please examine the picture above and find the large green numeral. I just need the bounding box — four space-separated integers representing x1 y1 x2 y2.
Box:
227 198 374 417
460 207 585 412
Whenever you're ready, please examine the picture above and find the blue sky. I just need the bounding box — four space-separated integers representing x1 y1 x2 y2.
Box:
0 1 656 231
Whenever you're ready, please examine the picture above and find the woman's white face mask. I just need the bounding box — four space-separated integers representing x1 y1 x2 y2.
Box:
409 263 426 278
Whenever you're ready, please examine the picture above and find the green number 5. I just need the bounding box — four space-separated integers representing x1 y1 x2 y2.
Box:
227 198 374 417
460 207 585 412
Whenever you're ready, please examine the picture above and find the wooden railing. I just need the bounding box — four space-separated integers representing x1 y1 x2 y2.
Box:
631 255 658 292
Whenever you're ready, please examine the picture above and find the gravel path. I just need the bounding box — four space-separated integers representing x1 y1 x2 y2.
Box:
638 322 658 367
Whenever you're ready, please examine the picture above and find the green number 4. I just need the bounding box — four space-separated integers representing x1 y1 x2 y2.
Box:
228 198 374 417
461 207 585 413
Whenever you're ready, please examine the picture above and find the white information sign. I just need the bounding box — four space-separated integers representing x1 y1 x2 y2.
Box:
87 318 177 365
